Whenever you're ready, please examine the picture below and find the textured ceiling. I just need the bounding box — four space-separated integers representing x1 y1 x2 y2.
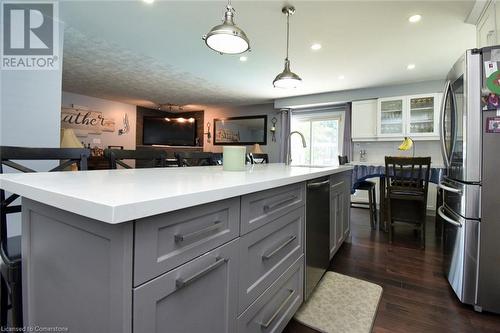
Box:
60 1 476 108
62 27 254 108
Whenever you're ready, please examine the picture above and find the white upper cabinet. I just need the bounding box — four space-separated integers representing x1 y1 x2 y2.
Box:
351 93 441 141
351 99 377 141
377 96 406 138
377 93 440 140
477 0 497 48
406 94 440 137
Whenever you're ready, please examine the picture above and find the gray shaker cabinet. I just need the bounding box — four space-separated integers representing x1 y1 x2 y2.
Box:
237 256 304 333
22 199 134 333
330 179 343 259
342 171 352 240
240 183 305 235
133 238 239 333
329 171 352 259
343 181 351 240
134 197 240 286
18 169 351 333
238 207 304 313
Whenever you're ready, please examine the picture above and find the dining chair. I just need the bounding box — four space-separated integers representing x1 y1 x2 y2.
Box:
249 153 269 164
105 149 167 169
175 152 217 167
385 156 431 249
338 155 348 165
0 146 90 329
212 153 223 165
165 155 180 167
339 155 377 230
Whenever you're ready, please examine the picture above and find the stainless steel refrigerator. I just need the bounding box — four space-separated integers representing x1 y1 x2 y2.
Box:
438 46 500 314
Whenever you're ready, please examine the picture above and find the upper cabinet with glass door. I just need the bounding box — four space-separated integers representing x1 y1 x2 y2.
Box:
376 94 440 139
377 96 406 137
407 94 440 137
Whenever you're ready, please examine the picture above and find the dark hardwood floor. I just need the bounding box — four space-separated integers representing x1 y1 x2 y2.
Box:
284 208 500 333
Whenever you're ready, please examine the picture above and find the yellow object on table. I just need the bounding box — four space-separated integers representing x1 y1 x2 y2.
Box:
398 137 415 157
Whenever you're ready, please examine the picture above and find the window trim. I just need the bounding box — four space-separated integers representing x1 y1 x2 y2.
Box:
290 110 345 166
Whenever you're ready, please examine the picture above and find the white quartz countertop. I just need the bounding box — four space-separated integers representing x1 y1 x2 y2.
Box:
0 163 352 224
350 161 445 168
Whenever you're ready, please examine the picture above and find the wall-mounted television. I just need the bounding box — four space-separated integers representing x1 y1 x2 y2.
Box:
143 117 197 146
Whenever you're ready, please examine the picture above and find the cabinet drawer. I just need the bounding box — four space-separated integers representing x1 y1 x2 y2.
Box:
330 170 351 185
238 207 304 313
241 183 305 235
237 256 304 333
133 239 239 333
134 197 240 286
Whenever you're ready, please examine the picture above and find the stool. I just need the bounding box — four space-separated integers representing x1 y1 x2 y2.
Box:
0 146 90 329
352 180 377 230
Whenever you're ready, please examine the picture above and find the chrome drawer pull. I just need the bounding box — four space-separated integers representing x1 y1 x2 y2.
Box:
174 220 223 243
175 257 227 289
262 235 297 260
260 289 295 329
307 179 330 188
263 197 297 213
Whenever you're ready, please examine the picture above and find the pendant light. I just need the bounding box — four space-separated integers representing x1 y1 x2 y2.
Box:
203 0 250 55
273 6 302 88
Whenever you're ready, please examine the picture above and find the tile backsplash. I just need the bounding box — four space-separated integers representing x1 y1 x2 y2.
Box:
352 140 444 167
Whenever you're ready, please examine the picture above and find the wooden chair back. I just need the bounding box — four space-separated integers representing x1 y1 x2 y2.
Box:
385 156 431 196
338 155 348 165
105 149 167 169
385 156 431 248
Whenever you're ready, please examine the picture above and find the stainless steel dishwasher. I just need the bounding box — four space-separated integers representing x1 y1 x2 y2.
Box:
305 176 330 300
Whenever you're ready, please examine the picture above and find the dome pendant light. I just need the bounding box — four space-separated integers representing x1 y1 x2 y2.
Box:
273 6 302 88
203 0 250 55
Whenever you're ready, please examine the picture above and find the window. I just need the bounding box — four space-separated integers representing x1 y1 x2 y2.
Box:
290 108 345 166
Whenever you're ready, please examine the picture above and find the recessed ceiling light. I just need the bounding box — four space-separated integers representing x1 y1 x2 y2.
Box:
239 56 248 62
143 0 155 4
407 63 416 70
408 14 422 23
338 75 345 80
311 43 322 51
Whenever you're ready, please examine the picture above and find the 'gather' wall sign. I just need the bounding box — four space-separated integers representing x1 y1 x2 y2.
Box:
61 107 115 134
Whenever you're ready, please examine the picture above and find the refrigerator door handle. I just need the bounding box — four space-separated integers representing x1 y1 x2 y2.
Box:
438 205 463 228
439 182 463 194
440 80 452 169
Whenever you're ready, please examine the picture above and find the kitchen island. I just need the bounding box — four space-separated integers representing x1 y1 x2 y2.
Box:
0 163 352 333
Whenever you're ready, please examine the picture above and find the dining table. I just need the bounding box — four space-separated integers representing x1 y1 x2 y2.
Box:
350 162 445 231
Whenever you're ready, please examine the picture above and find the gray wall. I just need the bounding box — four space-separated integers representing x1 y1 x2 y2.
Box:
204 104 282 163
274 80 445 109
0 24 64 236
62 91 137 149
